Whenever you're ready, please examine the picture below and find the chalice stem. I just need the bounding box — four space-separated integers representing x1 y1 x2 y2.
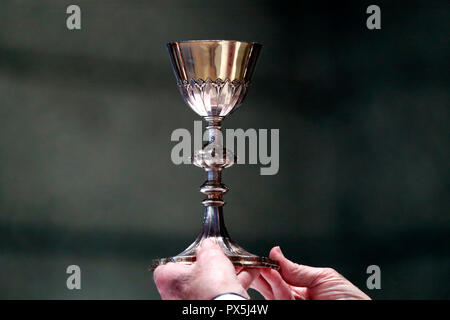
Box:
199 117 229 238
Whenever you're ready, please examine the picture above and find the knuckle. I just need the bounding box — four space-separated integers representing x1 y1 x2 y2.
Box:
153 263 178 285
323 267 338 275
318 267 339 280
286 262 303 277
291 262 302 270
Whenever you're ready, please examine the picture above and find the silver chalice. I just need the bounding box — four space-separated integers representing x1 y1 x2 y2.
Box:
150 40 279 270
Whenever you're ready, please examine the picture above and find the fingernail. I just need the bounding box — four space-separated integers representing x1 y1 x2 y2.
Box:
276 246 285 257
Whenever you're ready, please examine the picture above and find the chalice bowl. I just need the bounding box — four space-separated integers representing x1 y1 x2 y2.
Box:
150 40 279 270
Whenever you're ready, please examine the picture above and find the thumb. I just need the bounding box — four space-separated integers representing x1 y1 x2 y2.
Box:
270 246 327 288
196 239 235 273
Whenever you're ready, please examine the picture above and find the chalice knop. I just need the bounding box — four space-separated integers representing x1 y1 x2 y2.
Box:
150 40 279 270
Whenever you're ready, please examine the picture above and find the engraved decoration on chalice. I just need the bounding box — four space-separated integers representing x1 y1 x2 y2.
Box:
150 40 279 270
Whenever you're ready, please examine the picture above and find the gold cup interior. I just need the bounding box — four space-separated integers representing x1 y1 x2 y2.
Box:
167 40 262 83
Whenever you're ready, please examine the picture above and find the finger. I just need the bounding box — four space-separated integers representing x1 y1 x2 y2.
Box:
291 286 309 300
237 268 260 290
270 246 327 288
152 262 193 299
153 262 174 283
260 268 293 300
250 275 274 300
153 262 191 285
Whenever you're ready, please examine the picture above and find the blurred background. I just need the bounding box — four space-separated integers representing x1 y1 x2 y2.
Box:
0 0 448 299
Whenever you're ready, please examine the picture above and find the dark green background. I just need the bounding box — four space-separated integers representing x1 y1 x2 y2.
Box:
0 0 448 299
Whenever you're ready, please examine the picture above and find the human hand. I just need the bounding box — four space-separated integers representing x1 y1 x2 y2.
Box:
153 239 260 300
250 246 370 300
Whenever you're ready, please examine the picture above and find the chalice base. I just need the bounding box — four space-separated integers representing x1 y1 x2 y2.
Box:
149 235 279 270
150 205 279 270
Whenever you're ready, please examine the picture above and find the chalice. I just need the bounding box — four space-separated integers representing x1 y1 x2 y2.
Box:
150 40 279 270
